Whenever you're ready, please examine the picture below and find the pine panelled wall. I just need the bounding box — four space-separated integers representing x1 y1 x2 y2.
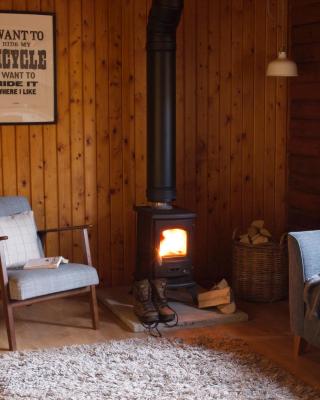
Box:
289 0 320 230
0 0 288 285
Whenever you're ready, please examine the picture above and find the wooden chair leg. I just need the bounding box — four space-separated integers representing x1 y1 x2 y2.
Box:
4 304 16 351
294 335 308 357
0 255 16 350
89 285 99 330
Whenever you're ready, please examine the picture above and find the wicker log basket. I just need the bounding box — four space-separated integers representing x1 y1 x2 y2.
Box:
232 228 288 302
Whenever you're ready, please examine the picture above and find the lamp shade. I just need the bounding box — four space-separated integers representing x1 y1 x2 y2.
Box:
266 51 298 77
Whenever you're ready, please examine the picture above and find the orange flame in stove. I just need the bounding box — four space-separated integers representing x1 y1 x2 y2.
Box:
159 228 187 258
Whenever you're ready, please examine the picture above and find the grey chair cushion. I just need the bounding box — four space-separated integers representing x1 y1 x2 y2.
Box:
0 196 31 217
0 196 44 257
8 264 99 300
0 211 42 268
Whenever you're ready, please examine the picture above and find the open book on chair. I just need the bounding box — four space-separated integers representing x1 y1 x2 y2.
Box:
24 256 69 270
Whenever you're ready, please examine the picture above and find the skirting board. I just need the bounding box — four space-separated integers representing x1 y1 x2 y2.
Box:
97 286 248 333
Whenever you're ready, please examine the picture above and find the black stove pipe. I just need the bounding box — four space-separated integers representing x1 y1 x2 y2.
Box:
146 0 184 203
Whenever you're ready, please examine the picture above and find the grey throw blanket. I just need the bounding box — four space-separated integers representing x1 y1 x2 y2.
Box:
304 273 320 320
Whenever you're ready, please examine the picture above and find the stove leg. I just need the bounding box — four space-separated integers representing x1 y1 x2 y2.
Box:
187 285 198 306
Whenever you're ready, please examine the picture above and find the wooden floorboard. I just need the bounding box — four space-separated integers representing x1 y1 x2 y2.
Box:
0 297 319 390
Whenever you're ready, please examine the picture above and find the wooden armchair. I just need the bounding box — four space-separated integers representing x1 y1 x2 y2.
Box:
0 196 99 351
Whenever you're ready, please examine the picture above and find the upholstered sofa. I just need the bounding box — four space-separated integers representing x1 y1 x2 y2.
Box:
288 231 320 355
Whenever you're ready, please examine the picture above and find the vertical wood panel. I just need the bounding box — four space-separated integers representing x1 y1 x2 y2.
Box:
122 0 136 284
109 2 124 285
288 0 320 231
56 0 72 260
253 0 266 221
207 0 220 280
275 0 288 239
134 0 147 205
242 0 255 228
230 0 243 240
1 0 288 284
95 0 111 284
69 0 84 262
219 0 232 279
264 0 277 233
82 0 97 266
42 0 59 256
195 0 208 280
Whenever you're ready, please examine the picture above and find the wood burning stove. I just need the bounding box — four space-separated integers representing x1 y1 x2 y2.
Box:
134 0 197 302
135 206 197 302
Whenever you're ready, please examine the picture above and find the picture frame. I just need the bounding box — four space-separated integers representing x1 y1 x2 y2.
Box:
0 11 56 125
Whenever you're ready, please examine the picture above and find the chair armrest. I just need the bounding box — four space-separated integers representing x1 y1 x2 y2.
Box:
38 225 92 235
38 225 93 266
288 234 305 337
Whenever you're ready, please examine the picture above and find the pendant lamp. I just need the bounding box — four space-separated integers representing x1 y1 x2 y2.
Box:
266 51 298 77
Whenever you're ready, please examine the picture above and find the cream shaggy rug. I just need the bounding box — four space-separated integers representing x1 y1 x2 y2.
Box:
0 337 319 400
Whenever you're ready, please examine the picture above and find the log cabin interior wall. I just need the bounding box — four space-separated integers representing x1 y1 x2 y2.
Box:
289 0 320 230
0 0 288 285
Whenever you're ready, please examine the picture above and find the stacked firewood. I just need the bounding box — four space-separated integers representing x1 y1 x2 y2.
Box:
238 220 272 245
197 279 236 314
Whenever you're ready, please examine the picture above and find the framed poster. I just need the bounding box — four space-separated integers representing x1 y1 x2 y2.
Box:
0 11 56 124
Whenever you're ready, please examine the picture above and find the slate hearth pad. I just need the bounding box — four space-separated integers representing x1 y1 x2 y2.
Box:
97 286 248 332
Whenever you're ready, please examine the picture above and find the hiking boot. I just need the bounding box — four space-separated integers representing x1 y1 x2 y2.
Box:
151 279 175 323
133 279 159 324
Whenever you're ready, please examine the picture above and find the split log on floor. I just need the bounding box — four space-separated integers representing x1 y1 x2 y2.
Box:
198 287 231 309
211 278 229 290
217 302 236 314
